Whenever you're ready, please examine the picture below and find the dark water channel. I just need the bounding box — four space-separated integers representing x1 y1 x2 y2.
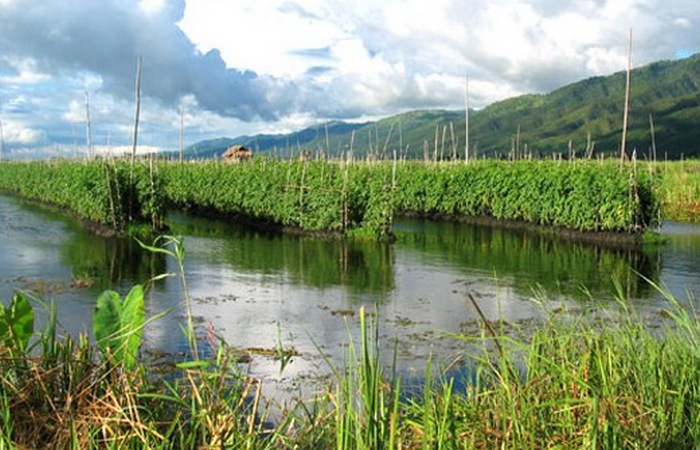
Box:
1 193 699 401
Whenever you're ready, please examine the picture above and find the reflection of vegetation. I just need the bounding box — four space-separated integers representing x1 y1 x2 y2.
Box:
395 218 660 300
61 234 167 291
168 213 395 295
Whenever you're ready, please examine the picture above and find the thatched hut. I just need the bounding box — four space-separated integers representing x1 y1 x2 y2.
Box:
222 145 253 162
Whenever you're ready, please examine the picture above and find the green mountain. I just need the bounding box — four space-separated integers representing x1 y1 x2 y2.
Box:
182 53 700 160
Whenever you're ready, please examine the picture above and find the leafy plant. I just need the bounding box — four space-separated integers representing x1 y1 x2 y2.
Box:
0 293 34 356
93 284 145 369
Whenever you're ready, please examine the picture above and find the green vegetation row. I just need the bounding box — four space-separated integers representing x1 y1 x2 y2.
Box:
159 158 395 239
0 158 660 238
159 159 659 235
657 159 700 222
0 160 165 232
392 160 659 233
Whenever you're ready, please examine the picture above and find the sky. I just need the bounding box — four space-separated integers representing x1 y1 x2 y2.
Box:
0 0 697 157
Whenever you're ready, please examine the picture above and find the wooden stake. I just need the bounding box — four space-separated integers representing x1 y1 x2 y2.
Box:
131 56 143 163
450 121 457 161
620 29 632 165
434 124 439 162
465 75 470 164
85 92 92 159
179 104 184 163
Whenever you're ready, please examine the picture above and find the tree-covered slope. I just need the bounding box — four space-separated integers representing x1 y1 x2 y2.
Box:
182 53 700 160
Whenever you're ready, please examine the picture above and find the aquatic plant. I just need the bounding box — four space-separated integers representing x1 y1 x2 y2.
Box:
0 158 661 240
0 160 165 233
93 284 145 370
657 159 700 222
0 293 33 358
392 159 659 233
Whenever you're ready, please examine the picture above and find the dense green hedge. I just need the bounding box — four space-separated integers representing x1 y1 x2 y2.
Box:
0 160 165 232
159 159 395 239
391 160 659 233
0 159 659 237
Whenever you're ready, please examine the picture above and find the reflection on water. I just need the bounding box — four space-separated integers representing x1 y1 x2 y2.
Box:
1 193 699 401
394 219 661 301
169 212 394 295
61 234 167 291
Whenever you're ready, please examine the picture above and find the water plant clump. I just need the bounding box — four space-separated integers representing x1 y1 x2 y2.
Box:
159 158 396 240
657 159 700 222
0 159 166 234
0 158 661 241
392 159 660 234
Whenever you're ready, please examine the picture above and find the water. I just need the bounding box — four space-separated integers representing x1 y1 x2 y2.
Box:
1 193 699 399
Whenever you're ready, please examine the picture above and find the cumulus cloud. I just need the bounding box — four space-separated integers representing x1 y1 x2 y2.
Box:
0 0 290 122
0 0 698 152
0 118 42 144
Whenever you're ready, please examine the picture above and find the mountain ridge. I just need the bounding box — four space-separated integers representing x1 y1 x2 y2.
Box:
181 53 700 160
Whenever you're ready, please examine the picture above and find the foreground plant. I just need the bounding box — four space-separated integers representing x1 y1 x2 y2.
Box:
93 284 145 369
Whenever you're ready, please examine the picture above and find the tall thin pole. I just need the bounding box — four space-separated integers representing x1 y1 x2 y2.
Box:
649 113 657 163
464 75 470 164
179 104 184 162
620 29 632 165
131 56 143 163
85 92 92 159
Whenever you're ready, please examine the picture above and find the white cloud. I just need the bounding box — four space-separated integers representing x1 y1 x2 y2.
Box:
0 119 43 144
0 0 698 154
178 0 348 77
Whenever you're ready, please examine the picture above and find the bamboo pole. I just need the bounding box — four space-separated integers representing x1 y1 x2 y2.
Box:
465 75 470 164
179 105 184 163
382 120 396 158
440 124 447 162
131 56 143 163
620 29 632 165
434 124 439 162
85 92 92 159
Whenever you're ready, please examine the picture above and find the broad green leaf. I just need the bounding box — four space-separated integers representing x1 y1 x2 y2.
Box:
120 284 145 369
9 293 34 352
93 290 123 358
0 293 34 354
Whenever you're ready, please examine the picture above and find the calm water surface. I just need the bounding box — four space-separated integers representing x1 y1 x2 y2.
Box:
1 194 699 398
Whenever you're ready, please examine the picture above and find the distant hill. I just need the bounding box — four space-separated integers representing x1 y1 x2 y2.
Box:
179 53 700 160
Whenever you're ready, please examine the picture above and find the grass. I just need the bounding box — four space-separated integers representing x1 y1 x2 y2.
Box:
1 237 700 448
657 159 700 222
